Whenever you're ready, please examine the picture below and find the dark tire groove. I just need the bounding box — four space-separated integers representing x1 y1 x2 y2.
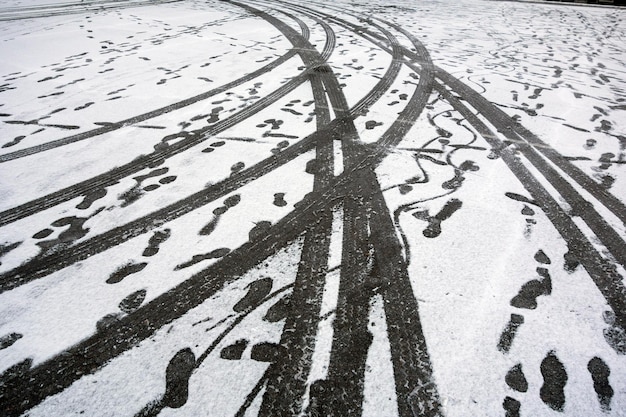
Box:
257 4 335 413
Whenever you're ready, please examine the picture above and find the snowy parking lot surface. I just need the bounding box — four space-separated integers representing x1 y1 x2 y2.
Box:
0 0 625 416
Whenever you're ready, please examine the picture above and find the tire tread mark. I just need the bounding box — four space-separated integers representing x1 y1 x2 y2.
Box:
367 171 443 417
253 5 335 415
319 172 372 417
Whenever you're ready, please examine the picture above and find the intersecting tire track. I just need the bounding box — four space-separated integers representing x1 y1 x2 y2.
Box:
0 1 435 415
1 1 624 416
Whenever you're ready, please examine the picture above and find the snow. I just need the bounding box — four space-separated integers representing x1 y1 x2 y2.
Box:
0 0 625 416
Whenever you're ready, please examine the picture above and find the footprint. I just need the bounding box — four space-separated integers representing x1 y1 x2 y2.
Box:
412 199 463 238
503 396 521 417
588 357 613 412
119 289 147 314
365 120 382 130
534 249 551 264
230 161 245 174
220 339 248 360
602 310 626 355
2 136 26 148
207 107 223 124
143 229 171 257
497 314 524 353
162 348 196 409
510 268 552 310
273 192 287 207
505 192 538 206
0 333 23 350
32 229 53 239
106 262 147 284
174 248 230 270
505 364 528 392
540 351 567 412
76 188 107 210
270 140 289 155
233 277 273 313
37 215 93 255
442 161 479 190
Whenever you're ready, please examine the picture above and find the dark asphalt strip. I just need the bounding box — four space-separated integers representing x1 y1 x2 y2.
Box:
436 70 626 270
434 81 626 331
319 173 373 417
250 4 336 415
367 171 444 417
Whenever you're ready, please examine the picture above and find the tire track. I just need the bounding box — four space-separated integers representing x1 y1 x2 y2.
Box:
0 120 362 417
0 109 338 293
259 5 441 415
320 11 440 414
269 0 403 117
0 21 314 227
367 170 443 417
0 3 439 414
0 78 311 227
256 4 335 415
204 3 436 414
318 171 372 417
284 0 436 157
233 2 400 414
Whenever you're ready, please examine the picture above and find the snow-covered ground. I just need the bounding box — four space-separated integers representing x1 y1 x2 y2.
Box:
0 0 625 416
